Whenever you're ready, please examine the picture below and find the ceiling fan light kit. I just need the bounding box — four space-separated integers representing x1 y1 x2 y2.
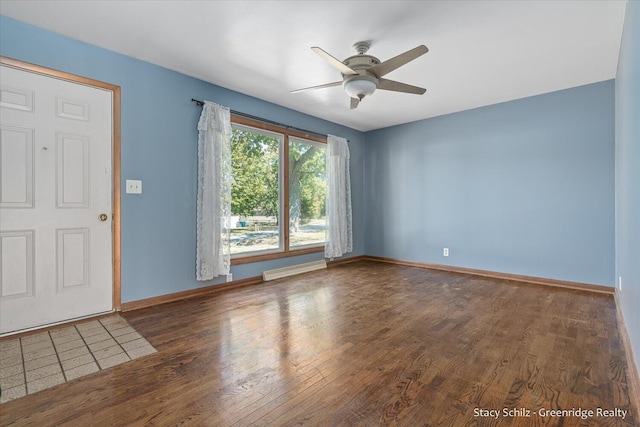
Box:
293 41 428 109
343 75 378 99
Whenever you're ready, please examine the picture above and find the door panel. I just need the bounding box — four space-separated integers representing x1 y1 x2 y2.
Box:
0 230 34 300
57 228 90 291
0 125 34 208
0 85 34 112
0 65 113 334
56 132 90 208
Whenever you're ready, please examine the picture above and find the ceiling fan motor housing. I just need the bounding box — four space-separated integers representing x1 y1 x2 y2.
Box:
343 54 380 70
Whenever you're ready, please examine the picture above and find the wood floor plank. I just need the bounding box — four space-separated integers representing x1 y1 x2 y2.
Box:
1 260 637 426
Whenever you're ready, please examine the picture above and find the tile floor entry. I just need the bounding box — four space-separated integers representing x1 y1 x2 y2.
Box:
0 316 156 404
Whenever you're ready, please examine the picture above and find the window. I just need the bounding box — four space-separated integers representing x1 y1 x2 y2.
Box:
289 137 326 248
230 116 326 263
230 124 282 255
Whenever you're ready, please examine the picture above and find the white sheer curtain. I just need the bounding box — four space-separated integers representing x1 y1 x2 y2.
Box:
196 101 232 280
325 134 353 259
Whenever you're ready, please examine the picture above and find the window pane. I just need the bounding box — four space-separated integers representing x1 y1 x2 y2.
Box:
289 138 326 247
230 126 281 255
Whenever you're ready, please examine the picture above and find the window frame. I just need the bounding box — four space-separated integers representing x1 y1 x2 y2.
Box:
230 115 327 265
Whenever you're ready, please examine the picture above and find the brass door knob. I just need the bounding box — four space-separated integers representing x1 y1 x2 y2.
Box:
99 213 109 222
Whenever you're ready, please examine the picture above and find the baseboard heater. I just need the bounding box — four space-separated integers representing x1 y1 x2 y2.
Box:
263 260 327 281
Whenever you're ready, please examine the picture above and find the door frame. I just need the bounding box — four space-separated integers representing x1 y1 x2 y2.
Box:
1 55 122 311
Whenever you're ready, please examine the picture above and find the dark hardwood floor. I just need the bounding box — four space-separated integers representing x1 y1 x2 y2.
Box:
1 261 637 426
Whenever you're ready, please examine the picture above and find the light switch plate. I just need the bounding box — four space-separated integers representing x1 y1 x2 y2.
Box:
126 179 142 194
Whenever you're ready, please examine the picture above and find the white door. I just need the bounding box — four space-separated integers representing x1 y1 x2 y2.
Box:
0 65 113 334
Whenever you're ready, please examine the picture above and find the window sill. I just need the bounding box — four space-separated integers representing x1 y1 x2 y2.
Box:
230 245 325 265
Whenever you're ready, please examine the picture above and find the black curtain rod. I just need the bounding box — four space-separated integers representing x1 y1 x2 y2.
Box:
191 98 330 140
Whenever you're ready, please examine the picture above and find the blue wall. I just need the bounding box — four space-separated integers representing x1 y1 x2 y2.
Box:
0 16 365 302
616 0 640 378
364 81 615 287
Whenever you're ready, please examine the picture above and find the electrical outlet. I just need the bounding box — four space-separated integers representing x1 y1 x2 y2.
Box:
125 179 142 194
226 273 233 283
619 276 622 291
443 248 449 257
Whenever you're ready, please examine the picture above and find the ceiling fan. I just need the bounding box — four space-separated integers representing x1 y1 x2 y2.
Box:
292 41 429 109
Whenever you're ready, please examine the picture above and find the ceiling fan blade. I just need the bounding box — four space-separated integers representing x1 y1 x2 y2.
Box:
350 97 360 109
368 45 429 78
378 78 426 95
291 81 342 94
311 47 358 75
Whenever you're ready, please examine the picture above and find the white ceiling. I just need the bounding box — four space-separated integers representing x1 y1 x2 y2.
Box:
0 1 627 132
